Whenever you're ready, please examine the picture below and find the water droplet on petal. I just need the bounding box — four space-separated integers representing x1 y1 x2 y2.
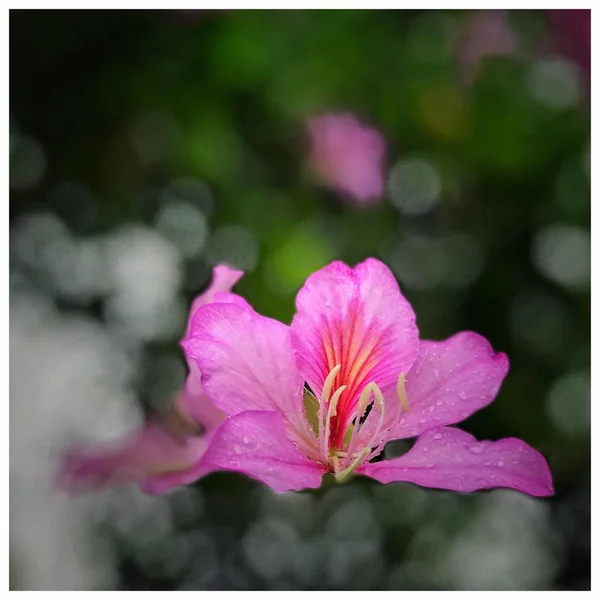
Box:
419 418 427 424
458 390 469 400
234 444 242 455
498 460 504 467
432 432 443 440
468 444 483 455
242 436 249 444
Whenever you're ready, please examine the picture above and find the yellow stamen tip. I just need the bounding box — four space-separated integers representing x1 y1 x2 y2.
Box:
358 382 374 416
328 384 347 417
371 382 385 409
397 373 410 412
322 364 342 405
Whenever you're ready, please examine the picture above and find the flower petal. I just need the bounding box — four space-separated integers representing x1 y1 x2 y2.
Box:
183 302 314 445
184 264 245 338
176 376 227 432
291 258 419 446
60 420 210 494
389 332 509 439
358 427 553 497
199 410 326 492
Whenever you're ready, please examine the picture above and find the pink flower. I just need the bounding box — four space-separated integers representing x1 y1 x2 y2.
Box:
307 113 386 203
183 258 553 496
60 265 244 494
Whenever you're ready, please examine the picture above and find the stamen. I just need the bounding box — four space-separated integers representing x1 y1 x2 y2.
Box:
343 384 373 464
357 382 374 417
337 382 387 478
328 385 346 419
322 384 347 459
371 382 385 410
322 364 342 406
318 365 341 455
331 455 340 472
334 445 372 483
397 372 410 412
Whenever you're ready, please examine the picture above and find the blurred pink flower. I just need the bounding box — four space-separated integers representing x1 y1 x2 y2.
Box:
60 265 243 494
183 258 553 496
459 10 518 85
307 113 386 203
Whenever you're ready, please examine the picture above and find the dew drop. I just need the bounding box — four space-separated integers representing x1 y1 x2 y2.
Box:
433 369 440 379
419 418 427 424
458 390 469 400
436 399 443 406
242 436 249 444
432 432 443 440
468 444 483 455
498 460 504 467
234 444 242 455
400 418 407 424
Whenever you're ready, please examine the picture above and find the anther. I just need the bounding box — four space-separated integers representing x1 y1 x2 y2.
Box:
323 384 347 457
322 364 342 406
328 384 346 418
397 373 410 412
357 383 374 416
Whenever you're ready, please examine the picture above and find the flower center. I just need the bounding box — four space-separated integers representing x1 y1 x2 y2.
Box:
305 364 410 482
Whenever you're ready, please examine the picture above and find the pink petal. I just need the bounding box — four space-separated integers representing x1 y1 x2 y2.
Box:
390 332 509 440
358 427 553 497
61 265 245 495
291 258 419 447
183 302 314 445
60 416 209 494
180 263 246 428
184 264 244 337
176 375 227 432
199 411 326 492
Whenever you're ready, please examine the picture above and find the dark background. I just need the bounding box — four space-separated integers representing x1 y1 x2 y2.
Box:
10 10 590 590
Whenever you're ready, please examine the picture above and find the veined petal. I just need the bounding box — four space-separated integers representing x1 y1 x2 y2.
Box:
181 266 247 427
358 427 553 497
184 302 313 444
199 411 326 492
291 258 419 446
390 332 509 439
